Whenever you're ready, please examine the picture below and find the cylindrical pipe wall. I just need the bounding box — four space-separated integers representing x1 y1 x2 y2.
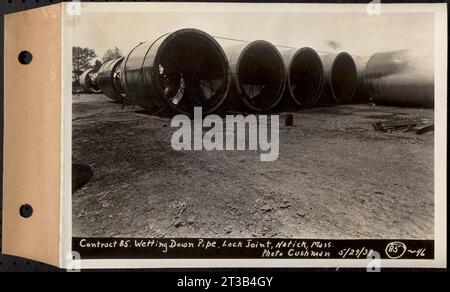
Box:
120 28 230 115
319 52 357 104
79 69 101 93
353 55 370 103
281 47 324 107
97 57 125 103
364 49 434 108
222 40 286 113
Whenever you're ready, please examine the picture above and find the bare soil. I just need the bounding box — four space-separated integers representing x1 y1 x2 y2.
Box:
72 94 434 239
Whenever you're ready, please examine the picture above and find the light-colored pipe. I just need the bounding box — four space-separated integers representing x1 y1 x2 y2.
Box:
319 52 357 104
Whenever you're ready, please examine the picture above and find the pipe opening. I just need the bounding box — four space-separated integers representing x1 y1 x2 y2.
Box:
289 49 323 106
237 43 285 111
156 31 229 114
331 53 357 103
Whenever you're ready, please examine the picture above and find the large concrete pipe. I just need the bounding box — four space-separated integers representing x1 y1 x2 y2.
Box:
120 28 230 115
97 57 125 103
353 56 370 103
221 40 286 113
281 47 324 107
364 49 434 108
79 68 101 93
320 52 357 104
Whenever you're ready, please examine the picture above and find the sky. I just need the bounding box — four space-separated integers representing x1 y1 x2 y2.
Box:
66 3 435 61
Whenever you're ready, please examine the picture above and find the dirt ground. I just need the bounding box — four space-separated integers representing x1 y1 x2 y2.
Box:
72 94 434 239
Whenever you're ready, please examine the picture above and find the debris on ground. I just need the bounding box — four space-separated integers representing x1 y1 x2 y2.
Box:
415 124 434 135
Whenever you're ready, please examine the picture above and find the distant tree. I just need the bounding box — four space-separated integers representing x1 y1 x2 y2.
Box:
72 46 97 84
102 47 124 63
93 59 103 71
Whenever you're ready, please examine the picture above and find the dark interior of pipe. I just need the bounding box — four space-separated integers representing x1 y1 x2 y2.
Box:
331 54 357 103
156 32 228 113
237 44 284 111
96 61 117 101
289 50 323 105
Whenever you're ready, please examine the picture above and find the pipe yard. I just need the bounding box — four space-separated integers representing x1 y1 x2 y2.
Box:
73 28 434 239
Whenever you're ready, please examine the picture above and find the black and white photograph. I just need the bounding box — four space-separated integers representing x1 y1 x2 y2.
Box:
65 2 446 267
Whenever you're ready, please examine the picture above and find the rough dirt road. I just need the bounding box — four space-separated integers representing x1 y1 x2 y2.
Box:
72 94 434 239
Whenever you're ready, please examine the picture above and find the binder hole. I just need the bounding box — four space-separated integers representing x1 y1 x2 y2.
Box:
19 204 33 218
18 51 33 65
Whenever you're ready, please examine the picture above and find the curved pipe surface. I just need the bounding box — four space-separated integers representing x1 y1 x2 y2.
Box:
320 52 357 104
364 49 434 108
121 28 230 115
353 55 370 102
97 57 125 103
79 69 101 93
281 47 324 107
223 40 286 112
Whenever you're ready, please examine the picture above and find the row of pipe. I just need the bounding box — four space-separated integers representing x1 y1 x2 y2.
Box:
80 28 434 113
79 69 100 94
